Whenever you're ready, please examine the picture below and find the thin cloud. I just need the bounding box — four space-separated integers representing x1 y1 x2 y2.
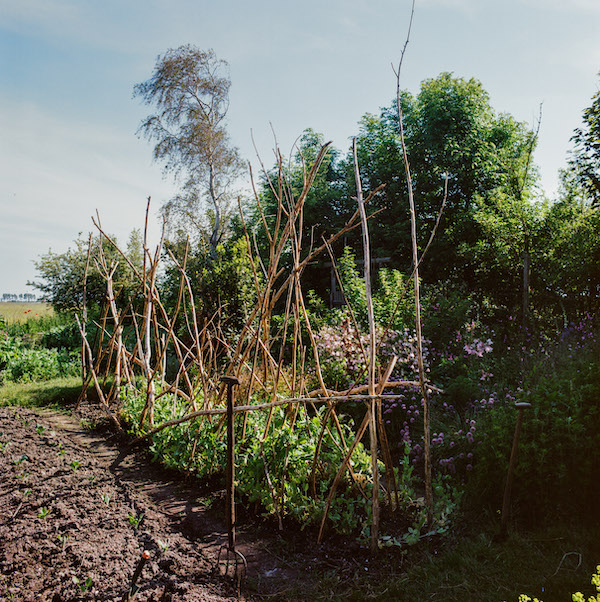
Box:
0 0 82 35
524 0 600 12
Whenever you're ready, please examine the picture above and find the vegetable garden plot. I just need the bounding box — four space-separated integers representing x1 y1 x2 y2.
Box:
77 141 446 554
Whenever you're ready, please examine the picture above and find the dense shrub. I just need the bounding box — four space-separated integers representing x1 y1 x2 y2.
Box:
0 328 80 384
121 386 376 534
40 321 82 350
464 314 600 521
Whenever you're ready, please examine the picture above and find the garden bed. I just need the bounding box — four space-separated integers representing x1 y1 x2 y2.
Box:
0 403 377 601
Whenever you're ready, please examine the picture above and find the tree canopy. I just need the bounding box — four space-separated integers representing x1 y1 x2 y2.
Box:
568 75 600 206
30 232 143 313
134 45 244 257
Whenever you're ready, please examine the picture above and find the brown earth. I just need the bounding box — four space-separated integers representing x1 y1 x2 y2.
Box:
0 403 375 601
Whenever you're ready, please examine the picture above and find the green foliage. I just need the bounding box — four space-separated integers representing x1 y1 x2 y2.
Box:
122 386 376 535
72 576 94 593
0 331 80 384
350 73 537 287
422 283 473 349
162 236 257 335
40 321 82 351
569 74 600 206
237 406 373 533
128 512 144 529
335 247 415 331
465 315 600 521
536 187 600 319
30 232 140 314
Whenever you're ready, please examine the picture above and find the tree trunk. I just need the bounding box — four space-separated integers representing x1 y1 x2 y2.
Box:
209 164 220 261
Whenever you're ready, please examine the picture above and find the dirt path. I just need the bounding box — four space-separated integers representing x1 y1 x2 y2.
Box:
0 405 283 601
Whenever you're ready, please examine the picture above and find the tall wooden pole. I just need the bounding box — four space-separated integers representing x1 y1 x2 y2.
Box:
352 139 380 554
500 402 531 538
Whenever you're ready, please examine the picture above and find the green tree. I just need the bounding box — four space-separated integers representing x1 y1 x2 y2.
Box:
30 233 139 314
253 129 351 298
351 73 536 294
257 129 349 237
536 173 600 319
468 113 541 322
160 236 257 334
569 75 600 206
349 96 412 262
134 45 244 257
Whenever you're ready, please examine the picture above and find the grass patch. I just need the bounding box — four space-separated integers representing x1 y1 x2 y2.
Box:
0 375 83 409
392 526 598 602
257 521 599 601
0 302 54 324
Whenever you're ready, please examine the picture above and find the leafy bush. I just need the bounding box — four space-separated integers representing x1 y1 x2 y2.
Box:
161 237 258 335
40 321 82 350
121 382 465 541
0 331 80 384
464 314 600 521
336 246 415 332
373 310 599 531
123 385 379 535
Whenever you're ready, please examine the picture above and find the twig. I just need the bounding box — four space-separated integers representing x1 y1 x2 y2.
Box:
394 0 434 521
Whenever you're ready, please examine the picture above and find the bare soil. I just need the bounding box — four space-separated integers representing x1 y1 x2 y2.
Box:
0 403 372 601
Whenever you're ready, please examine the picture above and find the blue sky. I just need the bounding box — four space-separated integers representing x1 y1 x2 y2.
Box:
1 0 599 295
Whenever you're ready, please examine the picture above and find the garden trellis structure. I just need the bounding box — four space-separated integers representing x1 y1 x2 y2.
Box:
76 139 444 554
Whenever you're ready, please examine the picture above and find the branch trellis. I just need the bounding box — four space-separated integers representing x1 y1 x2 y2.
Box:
77 138 443 553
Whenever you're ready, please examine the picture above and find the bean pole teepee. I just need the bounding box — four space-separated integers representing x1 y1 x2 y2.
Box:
77 5 448 550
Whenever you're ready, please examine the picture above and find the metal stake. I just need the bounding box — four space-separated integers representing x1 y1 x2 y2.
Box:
216 376 247 589
500 401 531 538
121 550 150 601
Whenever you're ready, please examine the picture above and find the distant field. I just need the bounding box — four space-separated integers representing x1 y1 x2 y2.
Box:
0 302 54 324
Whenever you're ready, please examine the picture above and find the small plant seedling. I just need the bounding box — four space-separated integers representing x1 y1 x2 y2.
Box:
38 507 50 519
57 533 69 551
101 492 112 506
35 424 46 435
72 576 93 592
197 497 213 509
13 454 29 465
88 475 96 486
23 488 32 498
69 460 81 472
0 441 9 453
128 512 144 529
58 447 66 457
157 539 170 553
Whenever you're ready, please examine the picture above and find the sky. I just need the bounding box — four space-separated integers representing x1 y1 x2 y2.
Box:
1 0 599 295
